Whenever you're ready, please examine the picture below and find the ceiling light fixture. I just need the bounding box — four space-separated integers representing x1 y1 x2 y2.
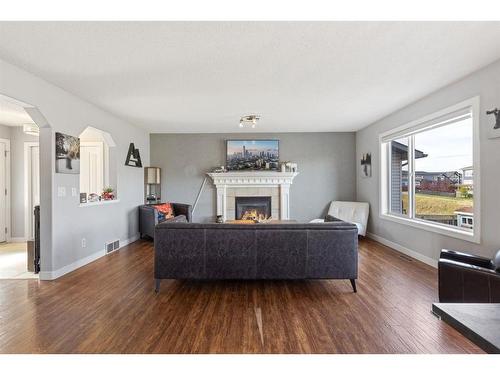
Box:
239 115 260 129
23 123 39 137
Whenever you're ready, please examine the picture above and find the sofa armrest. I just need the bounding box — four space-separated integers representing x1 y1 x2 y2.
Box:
440 249 493 269
171 203 192 222
439 258 498 276
139 205 158 238
438 258 500 302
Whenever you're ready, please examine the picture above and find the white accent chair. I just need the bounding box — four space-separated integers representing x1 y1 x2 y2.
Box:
310 201 369 236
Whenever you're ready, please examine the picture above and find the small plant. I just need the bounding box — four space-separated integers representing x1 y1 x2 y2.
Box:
102 187 115 200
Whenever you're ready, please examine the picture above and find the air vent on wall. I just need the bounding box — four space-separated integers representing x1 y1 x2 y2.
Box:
105 239 120 253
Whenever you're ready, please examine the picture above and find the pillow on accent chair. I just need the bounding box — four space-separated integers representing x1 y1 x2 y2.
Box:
155 203 174 219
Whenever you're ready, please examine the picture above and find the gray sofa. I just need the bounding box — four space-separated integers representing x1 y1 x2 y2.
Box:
154 221 358 292
139 203 192 239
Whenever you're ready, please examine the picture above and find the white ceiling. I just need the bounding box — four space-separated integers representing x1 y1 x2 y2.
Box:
1 22 500 133
0 97 35 126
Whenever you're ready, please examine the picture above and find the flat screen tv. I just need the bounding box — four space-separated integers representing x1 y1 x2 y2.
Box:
226 139 279 171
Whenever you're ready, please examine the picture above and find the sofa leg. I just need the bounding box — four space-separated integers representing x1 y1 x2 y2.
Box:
350 279 357 293
154 279 161 293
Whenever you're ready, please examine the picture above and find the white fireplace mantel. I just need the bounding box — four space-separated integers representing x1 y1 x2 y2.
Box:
207 171 299 221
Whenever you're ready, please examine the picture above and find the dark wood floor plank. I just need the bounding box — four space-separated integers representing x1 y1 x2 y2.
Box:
0 238 484 353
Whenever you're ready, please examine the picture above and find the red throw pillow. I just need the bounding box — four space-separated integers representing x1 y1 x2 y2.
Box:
155 203 174 218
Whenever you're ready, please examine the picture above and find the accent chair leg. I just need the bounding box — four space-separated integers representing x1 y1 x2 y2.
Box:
350 279 357 293
155 279 161 293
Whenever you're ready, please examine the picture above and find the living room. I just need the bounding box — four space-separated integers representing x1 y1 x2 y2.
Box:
1 2 500 373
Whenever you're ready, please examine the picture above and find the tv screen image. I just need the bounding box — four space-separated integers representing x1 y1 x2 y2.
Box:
226 140 279 171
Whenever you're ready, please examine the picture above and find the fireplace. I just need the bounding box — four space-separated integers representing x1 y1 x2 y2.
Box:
235 196 272 221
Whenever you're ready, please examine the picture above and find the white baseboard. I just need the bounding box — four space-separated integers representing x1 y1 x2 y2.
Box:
9 237 27 243
366 232 438 268
39 233 141 280
119 234 140 248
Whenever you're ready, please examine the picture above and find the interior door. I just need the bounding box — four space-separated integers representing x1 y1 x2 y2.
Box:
0 142 6 242
30 145 40 239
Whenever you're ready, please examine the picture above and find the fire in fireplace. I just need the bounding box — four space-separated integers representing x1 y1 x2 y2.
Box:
235 196 272 221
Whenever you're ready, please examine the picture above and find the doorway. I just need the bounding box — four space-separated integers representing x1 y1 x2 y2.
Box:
0 96 40 279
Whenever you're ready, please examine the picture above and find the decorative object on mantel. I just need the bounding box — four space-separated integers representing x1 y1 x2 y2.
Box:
487 108 500 139
360 153 372 178
55 132 80 174
80 193 87 204
125 143 142 167
226 139 279 171
284 162 298 172
211 166 227 173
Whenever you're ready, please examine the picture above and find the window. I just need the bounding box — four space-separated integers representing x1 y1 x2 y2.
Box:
80 141 105 195
79 127 117 204
380 98 480 243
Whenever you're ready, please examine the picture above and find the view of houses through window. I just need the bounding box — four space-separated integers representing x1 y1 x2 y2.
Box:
387 114 474 232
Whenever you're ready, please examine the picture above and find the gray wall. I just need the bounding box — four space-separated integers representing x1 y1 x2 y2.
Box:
356 58 500 261
151 132 356 223
1 57 150 278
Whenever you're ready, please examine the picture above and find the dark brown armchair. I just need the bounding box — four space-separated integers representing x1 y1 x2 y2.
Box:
438 249 500 303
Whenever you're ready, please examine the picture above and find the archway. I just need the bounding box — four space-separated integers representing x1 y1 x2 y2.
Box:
0 93 52 278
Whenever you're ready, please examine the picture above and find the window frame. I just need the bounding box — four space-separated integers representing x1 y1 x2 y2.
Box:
78 126 117 208
379 97 481 244
80 141 106 196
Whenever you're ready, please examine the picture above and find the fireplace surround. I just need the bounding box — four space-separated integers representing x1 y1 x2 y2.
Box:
207 171 299 221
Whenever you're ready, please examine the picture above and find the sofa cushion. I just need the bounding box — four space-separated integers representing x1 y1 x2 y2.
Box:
168 215 188 223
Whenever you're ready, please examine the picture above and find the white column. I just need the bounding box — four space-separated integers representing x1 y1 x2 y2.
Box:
216 185 227 221
279 183 291 220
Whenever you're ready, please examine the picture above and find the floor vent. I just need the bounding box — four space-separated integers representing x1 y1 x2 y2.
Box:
106 239 120 253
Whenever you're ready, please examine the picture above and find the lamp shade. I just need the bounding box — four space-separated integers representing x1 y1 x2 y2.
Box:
145 167 161 184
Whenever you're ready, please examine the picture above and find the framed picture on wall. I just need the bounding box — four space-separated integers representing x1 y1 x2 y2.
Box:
226 139 279 171
55 132 80 174
360 153 372 178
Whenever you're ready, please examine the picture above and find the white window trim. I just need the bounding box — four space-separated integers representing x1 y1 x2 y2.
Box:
379 97 481 244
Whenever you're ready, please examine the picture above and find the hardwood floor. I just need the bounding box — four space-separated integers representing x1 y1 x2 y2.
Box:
0 238 483 353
